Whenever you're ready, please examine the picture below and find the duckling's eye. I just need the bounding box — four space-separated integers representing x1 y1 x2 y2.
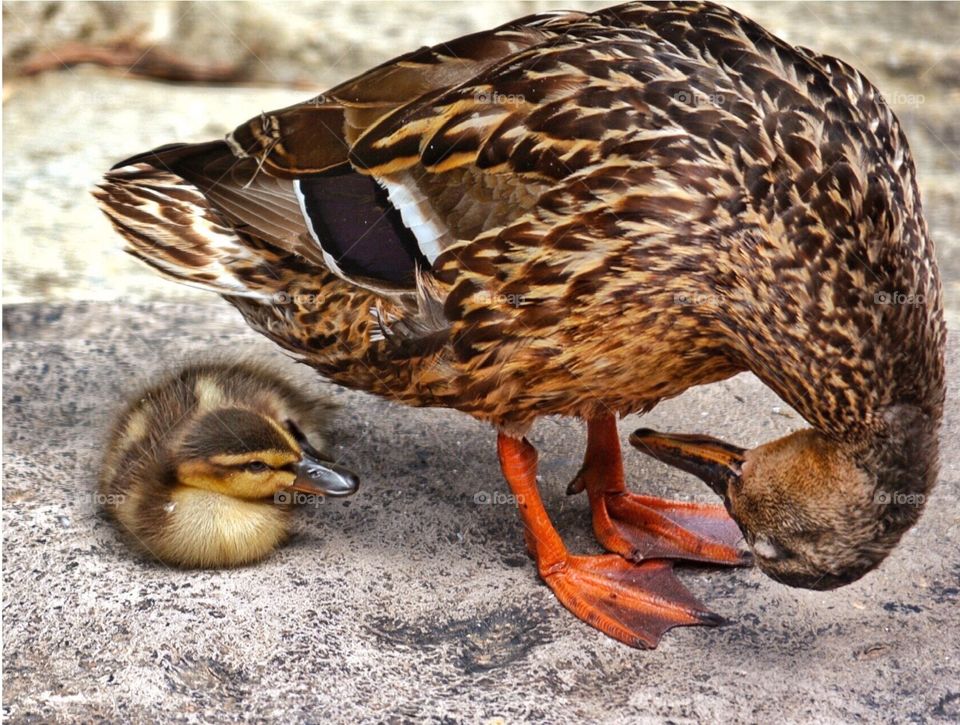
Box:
245 461 270 473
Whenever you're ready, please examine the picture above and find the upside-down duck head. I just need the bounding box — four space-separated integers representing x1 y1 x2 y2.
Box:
631 406 939 589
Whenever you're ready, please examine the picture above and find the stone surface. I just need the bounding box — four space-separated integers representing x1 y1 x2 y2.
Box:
2 301 959 722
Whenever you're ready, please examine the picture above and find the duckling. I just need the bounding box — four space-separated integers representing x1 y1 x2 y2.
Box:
99 361 359 568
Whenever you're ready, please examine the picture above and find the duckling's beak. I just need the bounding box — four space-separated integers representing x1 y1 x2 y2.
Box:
290 448 359 497
629 429 745 501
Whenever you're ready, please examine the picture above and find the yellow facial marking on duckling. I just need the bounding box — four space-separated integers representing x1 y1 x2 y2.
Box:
207 450 298 469
264 416 302 453
176 458 297 501
193 377 227 412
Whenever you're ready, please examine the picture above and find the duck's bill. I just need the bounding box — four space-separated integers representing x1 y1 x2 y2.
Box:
290 451 359 497
629 428 745 499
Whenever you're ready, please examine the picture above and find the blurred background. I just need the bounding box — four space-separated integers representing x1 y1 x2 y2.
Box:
3 0 959 328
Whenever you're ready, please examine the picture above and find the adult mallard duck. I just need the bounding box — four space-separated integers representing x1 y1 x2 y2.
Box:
95 1 945 647
100 362 359 567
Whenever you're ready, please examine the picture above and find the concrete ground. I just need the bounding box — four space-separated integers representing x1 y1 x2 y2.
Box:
3 301 958 722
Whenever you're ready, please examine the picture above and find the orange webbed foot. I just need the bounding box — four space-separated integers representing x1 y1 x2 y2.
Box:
498 432 726 649
572 415 752 567
589 490 750 566
544 554 726 649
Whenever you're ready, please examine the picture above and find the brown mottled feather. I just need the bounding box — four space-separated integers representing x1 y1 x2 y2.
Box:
95 1 945 445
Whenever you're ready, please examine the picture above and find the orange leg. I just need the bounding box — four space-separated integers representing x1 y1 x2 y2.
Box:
497 433 724 649
569 414 750 566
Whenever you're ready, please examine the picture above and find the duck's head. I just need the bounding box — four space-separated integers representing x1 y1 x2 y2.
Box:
175 407 359 504
631 408 939 590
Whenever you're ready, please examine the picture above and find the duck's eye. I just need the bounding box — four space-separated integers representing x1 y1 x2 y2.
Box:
245 461 270 473
753 535 788 561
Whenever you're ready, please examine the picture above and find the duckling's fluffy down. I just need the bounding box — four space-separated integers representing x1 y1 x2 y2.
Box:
99 359 339 567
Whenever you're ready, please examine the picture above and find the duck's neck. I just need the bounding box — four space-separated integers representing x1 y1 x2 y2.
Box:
715 218 946 538
875 402 941 488
717 223 946 444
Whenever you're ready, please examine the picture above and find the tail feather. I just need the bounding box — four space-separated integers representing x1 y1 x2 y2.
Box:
121 142 315 256
95 166 273 300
